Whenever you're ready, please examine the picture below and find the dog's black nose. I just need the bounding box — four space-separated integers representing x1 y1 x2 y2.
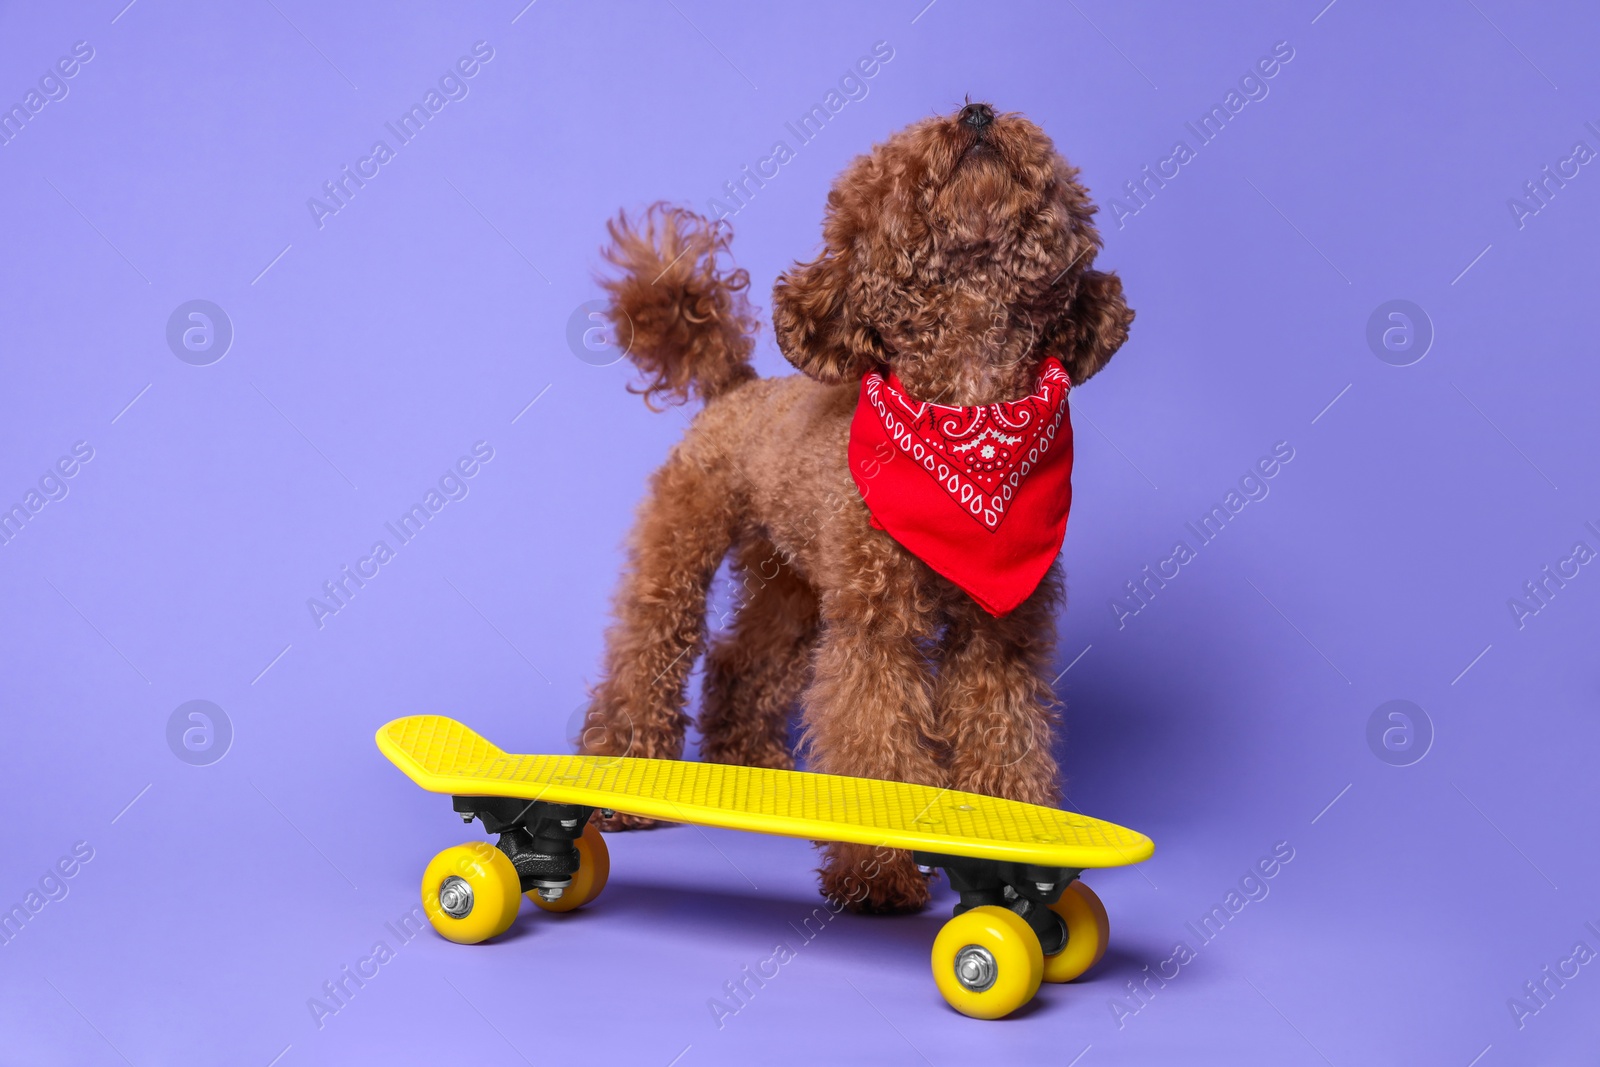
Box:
960 103 994 130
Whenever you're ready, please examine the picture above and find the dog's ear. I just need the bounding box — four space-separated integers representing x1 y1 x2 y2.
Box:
772 250 873 383
1057 269 1133 385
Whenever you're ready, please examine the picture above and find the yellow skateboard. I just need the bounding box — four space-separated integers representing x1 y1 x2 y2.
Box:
378 715 1154 1019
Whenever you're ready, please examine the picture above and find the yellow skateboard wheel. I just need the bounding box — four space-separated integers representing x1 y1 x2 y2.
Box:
532 823 611 913
931 905 1044 1019
1041 880 1110 983
421 842 522 944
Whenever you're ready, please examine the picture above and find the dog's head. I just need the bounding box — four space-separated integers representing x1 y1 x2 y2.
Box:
772 103 1132 404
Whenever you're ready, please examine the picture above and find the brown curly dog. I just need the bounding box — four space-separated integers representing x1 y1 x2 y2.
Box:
578 102 1133 913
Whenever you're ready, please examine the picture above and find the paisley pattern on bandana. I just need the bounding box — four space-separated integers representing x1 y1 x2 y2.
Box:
848 357 1076 617
860 359 1071 531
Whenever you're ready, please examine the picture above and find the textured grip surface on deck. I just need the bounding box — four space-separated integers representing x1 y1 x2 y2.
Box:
377 715 1153 869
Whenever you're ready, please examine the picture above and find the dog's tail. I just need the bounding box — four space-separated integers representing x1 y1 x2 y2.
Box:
599 204 758 409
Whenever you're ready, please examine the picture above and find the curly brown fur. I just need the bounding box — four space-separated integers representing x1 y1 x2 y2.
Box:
600 203 759 408
581 105 1132 910
698 537 819 771
772 106 1133 400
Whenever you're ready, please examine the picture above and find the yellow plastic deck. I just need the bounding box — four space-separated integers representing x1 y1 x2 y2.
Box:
377 716 1154 869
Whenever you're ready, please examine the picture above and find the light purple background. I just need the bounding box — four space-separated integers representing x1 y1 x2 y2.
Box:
2 1 1597 1063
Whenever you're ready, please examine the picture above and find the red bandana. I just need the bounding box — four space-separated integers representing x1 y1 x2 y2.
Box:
848 357 1074 616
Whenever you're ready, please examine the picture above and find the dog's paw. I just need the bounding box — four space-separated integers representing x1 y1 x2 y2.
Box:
839 885 931 915
592 810 666 832
819 847 931 914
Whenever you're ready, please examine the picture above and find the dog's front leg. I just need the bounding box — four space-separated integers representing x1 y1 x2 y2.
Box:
934 565 1064 808
800 532 944 913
